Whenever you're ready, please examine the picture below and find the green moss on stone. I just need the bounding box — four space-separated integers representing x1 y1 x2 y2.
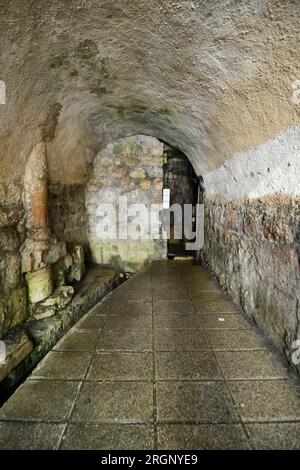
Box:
9 286 28 328
0 286 28 337
49 55 65 69
113 142 132 155
89 240 164 273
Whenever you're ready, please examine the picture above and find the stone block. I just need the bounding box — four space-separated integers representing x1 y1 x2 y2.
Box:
151 143 164 157
139 180 151 190
42 240 67 265
21 238 50 273
69 245 86 282
0 332 33 383
21 249 44 273
30 228 52 241
21 253 34 273
155 181 163 191
53 254 73 287
40 286 74 310
113 141 132 156
33 308 57 321
129 169 146 179
26 267 53 304
33 285 75 320
126 157 140 167
114 168 125 178
146 167 163 178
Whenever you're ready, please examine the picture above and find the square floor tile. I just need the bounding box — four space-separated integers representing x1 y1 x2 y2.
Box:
91 293 113 310
105 314 152 331
155 314 202 331
199 313 250 330
187 280 220 292
113 289 151 302
88 352 153 381
31 351 92 380
192 292 229 303
228 380 300 422
206 329 266 351
158 424 251 450
155 330 210 351
0 422 65 450
0 380 80 422
76 314 107 330
91 302 111 315
61 423 154 450
125 279 152 290
153 291 190 301
153 286 189 298
97 330 152 351
72 382 153 423
54 330 100 351
152 272 181 280
196 301 240 314
152 280 186 289
216 350 289 380
156 352 221 380
246 423 300 450
110 301 151 315
153 300 195 315
156 381 239 423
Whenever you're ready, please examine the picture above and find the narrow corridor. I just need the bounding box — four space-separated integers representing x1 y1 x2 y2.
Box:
0 261 300 450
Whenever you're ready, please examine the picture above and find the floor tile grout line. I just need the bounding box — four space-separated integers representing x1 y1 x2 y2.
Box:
3 261 300 449
209 332 254 446
181 264 254 448
56 379 84 450
151 269 158 450
190 263 295 445
2 417 300 426
26 377 292 384
55 422 68 450
56 300 113 450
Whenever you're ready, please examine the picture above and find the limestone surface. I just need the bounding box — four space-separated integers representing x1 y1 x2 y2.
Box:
0 0 299 184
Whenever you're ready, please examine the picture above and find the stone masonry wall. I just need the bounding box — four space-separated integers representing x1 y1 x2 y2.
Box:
203 196 300 367
86 135 166 272
202 126 300 372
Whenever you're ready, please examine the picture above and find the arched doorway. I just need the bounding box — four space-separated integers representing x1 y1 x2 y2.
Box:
162 145 199 259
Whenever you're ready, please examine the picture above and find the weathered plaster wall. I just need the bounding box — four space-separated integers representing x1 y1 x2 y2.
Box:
204 125 300 200
86 135 166 271
202 125 300 369
0 0 299 185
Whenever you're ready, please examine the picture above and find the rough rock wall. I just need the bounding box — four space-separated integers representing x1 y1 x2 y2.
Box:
202 125 300 370
86 135 166 271
0 181 27 338
49 184 88 249
0 141 89 340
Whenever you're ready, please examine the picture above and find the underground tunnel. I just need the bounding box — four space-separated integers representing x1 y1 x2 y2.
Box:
0 0 300 452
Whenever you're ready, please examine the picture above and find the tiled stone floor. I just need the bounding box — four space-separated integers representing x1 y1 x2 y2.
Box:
0 260 300 449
